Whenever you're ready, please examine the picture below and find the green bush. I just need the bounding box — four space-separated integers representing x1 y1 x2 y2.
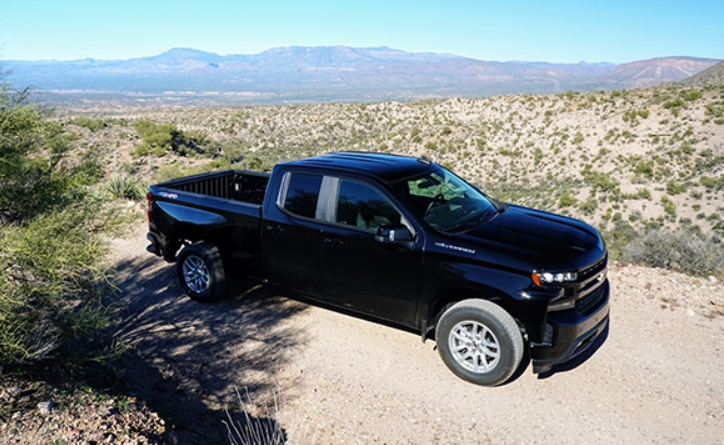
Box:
133 119 216 158
604 221 639 261
624 230 723 276
558 192 577 207
0 85 120 367
666 181 687 195
583 169 620 193
579 198 598 215
663 98 684 109
69 116 108 132
0 88 79 221
104 176 146 201
682 90 702 101
424 141 437 150
0 210 116 364
700 176 718 188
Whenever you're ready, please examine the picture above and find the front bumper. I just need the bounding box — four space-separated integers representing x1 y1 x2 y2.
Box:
531 280 610 373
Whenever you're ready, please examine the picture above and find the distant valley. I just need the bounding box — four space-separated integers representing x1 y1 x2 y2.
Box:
3 46 720 106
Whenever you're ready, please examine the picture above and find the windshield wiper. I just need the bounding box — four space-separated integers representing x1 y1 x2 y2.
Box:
441 214 488 234
441 206 506 235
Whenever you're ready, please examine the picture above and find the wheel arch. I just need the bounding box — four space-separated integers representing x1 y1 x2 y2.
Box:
424 284 525 341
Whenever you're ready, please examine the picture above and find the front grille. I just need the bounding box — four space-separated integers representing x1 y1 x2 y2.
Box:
575 285 605 314
578 257 607 281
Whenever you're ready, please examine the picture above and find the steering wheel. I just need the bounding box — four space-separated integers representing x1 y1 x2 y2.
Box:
425 193 446 216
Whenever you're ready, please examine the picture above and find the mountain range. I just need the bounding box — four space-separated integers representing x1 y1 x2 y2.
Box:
3 46 720 104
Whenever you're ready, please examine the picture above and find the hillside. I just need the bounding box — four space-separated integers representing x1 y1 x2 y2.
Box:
6 47 720 105
679 60 724 87
60 84 724 259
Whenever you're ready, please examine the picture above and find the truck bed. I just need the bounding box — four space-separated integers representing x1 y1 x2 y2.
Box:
156 170 269 205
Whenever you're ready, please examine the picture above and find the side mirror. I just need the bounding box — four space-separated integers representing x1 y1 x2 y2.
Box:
375 224 414 244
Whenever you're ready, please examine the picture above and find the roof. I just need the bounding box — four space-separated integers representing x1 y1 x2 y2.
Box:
282 152 437 182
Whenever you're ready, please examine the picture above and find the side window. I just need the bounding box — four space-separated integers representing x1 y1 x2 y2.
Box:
336 180 401 231
282 173 323 218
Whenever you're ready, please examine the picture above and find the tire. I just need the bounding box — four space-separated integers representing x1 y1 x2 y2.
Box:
436 299 523 386
176 241 226 302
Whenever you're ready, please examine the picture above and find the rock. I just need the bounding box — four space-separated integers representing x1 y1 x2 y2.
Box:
1 385 21 400
708 276 718 283
37 401 53 415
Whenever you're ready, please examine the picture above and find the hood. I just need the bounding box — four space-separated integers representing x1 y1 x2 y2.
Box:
452 204 605 272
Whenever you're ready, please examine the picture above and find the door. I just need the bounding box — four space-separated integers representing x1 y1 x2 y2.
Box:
321 179 423 325
263 172 325 296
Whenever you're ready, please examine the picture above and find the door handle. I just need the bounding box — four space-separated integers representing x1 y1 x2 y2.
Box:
266 225 284 233
323 238 344 246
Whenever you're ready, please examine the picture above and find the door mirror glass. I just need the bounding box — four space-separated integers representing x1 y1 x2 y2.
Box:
375 224 414 243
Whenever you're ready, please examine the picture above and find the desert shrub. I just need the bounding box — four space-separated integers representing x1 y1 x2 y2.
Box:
224 387 286 445
666 181 687 195
663 98 684 109
69 116 108 132
0 84 120 367
705 103 723 118
579 198 598 215
636 188 652 200
133 119 217 158
604 221 638 261
624 230 723 276
700 176 718 188
0 210 117 365
558 192 577 207
682 90 702 101
583 169 620 193
104 176 146 201
0 87 97 222
661 196 677 216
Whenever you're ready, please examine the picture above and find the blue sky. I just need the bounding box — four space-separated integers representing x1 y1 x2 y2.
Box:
1 0 721 63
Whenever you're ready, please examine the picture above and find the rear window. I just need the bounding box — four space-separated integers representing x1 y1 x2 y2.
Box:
282 173 323 218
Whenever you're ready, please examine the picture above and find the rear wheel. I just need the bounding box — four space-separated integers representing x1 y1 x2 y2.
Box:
176 242 226 302
436 299 523 386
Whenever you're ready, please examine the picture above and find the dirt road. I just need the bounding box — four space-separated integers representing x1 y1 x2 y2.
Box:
112 229 724 445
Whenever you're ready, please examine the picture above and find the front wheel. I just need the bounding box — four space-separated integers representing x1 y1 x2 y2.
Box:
436 299 523 386
176 242 226 302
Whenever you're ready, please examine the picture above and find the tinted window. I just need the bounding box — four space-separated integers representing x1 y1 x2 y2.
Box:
336 180 401 231
283 173 323 218
390 165 495 232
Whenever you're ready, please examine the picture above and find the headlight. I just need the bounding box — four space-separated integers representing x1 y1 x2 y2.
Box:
531 271 578 286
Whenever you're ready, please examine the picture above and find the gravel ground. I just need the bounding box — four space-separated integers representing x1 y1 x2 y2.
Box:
3 227 723 444
0 382 170 444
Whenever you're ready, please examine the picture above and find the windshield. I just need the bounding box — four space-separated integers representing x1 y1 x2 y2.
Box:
391 166 497 233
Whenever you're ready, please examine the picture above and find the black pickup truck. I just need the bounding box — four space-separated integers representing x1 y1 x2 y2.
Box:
146 152 609 386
